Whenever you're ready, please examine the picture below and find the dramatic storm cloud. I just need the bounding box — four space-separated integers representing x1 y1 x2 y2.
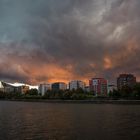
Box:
0 0 140 84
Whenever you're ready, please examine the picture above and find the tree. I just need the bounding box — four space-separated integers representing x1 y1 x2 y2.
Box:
132 83 140 97
62 90 72 99
109 89 121 98
120 85 132 97
75 88 85 94
26 89 38 95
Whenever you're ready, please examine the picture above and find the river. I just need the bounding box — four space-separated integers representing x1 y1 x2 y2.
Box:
0 101 140 140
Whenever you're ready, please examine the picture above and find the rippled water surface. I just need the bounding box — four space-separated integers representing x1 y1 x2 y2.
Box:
0 101 140 140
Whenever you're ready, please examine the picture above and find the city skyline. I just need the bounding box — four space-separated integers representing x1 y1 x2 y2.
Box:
0 0 140 84
0 73 137 87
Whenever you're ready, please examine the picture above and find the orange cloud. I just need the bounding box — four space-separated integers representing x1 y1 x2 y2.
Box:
104 57 112 69
23 64 73 84
23 64 90 85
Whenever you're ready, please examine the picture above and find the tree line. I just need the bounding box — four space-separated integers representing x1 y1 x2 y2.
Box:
0 83 140 100
109 83 140 99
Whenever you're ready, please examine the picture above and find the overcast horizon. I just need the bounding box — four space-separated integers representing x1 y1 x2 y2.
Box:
0 0 140 84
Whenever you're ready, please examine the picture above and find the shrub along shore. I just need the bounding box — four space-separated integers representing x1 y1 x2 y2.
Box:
0 84 140 104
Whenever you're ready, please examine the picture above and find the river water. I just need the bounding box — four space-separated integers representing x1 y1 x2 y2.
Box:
0 101 140 140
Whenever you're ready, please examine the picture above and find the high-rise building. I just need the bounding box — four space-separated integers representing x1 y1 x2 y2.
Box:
117 74 136 90
52 82 67 91
69 80 85 90
39 84 51 96
89 78 108 96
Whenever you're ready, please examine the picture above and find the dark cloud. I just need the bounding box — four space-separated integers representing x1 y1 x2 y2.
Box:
0 0 140 84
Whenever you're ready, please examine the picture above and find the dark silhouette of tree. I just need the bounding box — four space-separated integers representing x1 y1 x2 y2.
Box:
26 89 38 95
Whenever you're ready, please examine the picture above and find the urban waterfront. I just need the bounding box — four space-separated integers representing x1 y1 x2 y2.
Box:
0 101 140 140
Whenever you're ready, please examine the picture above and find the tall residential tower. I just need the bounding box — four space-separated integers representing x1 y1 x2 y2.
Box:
69 80 85 90
117 74 136 90
89 78 108 96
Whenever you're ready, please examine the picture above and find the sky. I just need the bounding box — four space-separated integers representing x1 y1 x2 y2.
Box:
0 0 140 85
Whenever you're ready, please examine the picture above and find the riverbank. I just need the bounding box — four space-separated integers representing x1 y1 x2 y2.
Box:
1 99 140 104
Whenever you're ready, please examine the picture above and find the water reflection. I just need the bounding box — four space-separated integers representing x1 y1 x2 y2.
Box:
0 101 140 140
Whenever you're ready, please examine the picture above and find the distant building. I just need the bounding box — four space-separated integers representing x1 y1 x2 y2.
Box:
117 74 136 90
0 81 30 94
69 80 85 90
84 86 90 92
39 84 51 96
108 84 117 93
0 81 5 92
1 82 16 93
0 81 19 93
52 82 67 91
89 78 108 96
18 85 30 94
